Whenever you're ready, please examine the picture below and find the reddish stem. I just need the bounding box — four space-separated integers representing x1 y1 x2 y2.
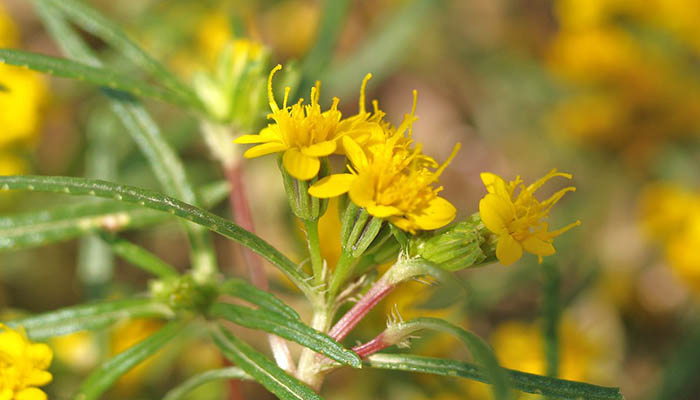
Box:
329 281 395 342
225 164 268 290
352 333 390 358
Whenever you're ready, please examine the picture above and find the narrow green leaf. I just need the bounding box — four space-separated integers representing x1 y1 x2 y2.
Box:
0 181 228 252
297 0 351 95
220 279 300 320
212 326 324 400
99 232 179 278
0 49 188 106
322 0 436 96
163 367 251 400
7 298 173 340
210 303 360 367
0 175 313 297
75 320 186 400
541 261 561 380
367 354 624 400
387 318 511 400
42 0 200 109
34 1 217 277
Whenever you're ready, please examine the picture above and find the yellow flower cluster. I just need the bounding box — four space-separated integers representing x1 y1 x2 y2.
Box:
640 183 700 291
0 3 47 176
547 0 700 154
479 170 580 266
0 324 53 400
237 66 460 233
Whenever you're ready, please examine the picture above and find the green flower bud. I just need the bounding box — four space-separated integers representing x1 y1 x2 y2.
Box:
149 274 217 313
410 213 497 271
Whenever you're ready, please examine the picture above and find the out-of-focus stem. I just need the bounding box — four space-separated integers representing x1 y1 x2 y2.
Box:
224 164 268 290
224 163 295 374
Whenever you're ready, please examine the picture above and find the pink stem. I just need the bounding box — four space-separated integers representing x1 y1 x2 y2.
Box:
329 280 395 342
225 164 268 290
352 333 390 358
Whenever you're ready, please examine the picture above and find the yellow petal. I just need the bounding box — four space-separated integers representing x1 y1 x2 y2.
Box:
496 233 523 266
521 236 556 257
413 196 457 230
480 172 509 198
301 140 337 157
342 136 368 170
0 329 26 360
348 172 375 209
25 369 52 386
366 204 401 218
282 148 321 180
243 141 288 158
28 343 53 369
0 388 14 400
479 193 515 234
309 174 355 198
15 388 47 400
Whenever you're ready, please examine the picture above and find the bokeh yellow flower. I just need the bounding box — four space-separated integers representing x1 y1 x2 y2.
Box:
640 183 700 291
479 170 580 266
0 2 47 176
0 324 53 400
235 65 345 180
50 331 98 372
110 318 165 391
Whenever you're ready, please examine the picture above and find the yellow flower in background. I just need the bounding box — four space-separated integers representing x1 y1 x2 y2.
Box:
0 324 53 400
0 3 47 164
479 170 580 266
195 12 234 65
235 65 345 180
310 129 460 233
50 331 98 372
640 183 700 292
110 319 165 391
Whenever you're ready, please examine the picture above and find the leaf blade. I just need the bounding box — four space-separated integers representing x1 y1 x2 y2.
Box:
75 320 186 400
219 279 300 320
7 298 173 340
210 303 360 367
212 326 324 400
0 48 187 106
366 353 624 400
0 175 314 297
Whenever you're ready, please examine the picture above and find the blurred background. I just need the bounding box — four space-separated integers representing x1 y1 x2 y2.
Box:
1 0 699 399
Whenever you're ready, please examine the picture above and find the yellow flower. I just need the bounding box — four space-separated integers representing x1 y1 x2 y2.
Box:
0 324 53 400
110 318 165 391
0 5 47 150
234 65 345 180
309 114 460 233
479 170 580 266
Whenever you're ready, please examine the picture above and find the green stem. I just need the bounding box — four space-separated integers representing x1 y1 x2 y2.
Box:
328 250 357 300
303 218 324 286
542 262 560 381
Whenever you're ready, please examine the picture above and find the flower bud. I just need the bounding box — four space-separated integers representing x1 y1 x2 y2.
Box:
410 214 497 271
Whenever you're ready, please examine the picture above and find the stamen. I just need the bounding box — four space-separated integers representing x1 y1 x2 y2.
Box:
268 64 282 112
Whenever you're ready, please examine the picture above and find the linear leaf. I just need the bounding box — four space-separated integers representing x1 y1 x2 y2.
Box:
210 303 360 367
367 354 624 400
163 367 251 400
322 0 436 96
99 232 179 278
0 181 229 252
7 298 173 340
0 175 313 297
297 0 351 95
220 279 300 320
42 0 200 109
212 326 324 400
75 320 186 400
0 49 187 106
389 318 510 400
34 1 217 276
